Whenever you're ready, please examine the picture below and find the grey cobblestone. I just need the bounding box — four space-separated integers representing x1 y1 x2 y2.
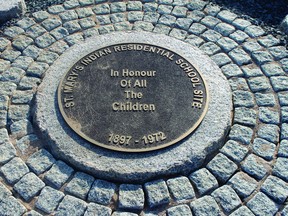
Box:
280 58 288 72
210 53 231 67
36 186 64 213
187 0 207 11
0 141 17 165
200 16 220 28
252 50 273 65
245 25 265 38
241 65 263 77
98 25 115 34
217 37 237 52
247 192 278 216
215 23 235 36
27 61 49 78
0 59 10 73
110 13 126 23
166 204 192 216
228 171 258 198
12 36 34 51
159 14 177 27
217 10 237 23
127 1 142 11
175 18 193 30
252 138 276 160
110 2 126 13
144 179 170 208
42 18 62 31
1 49 21 62
220 140 248 163
257 124 279 143
261 62 285 77
10 119 33 139
35 33 56 48
185 35 204 47
56 195 87 215
63 20 82 33
4 26 25 38
114 22 132 31
79 18 96 29
64 32 84 44
65 172 95 200
27 149 55 175
189 168 218 195
37 50 59 65
93 4 110 15
96 15 111 25
77 8 94 18
232 18 251 30
18 135 37 154
50 27 69 40
23 45 41 59
24 210 42 216
1 157 29 184
79 0 93 6
12 56 34 70
190 195 221 216
84 203 112 216
279 140 288 157
272 157 288 181
282 106 288 123
64 0 80 9
270 76 288 92
230 206 255 216
204 4 221 16
242 154 270 180
158 5 173 15
279 91 288 106
0 81 17 96
269 46 288 60
48 5 65 14
171 6 188 18
229 124 253 145
188 23 206 35
0 67 25 84
118 184 144 210
133 21 154 31
143 12 160 24
8 105 30 122
255 93 276 107
112 212 138 216
143 3 158 12
258 35 280 47
187 10 205 22
229 47 251 66
128 11 144 22
248 76 270 92
0 128 9 144
259 107 279 124
16 18 35 30
48 40 69 54
233 90 254 107
234 107 257 126
14 172 45 201
230 30 249 43
32 11 49 22
199 42 220 56
243 41 262 54
167 176 195 202
0 38 10 52
202 29 221 42
18 76 41 90
44 160 74 189
88 179 117 205
0 196 26 215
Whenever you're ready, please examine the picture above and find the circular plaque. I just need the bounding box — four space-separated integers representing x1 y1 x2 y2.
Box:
58 43 208 152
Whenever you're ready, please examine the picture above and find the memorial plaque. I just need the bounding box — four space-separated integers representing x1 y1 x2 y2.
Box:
58 43 209 152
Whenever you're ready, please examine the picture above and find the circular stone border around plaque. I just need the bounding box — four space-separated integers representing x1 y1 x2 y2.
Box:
35 31 232 183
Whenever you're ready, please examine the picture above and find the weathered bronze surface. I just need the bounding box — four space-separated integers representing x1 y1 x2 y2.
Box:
58 43 209 152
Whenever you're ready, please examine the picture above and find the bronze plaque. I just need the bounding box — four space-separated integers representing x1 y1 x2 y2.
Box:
58 43 209 152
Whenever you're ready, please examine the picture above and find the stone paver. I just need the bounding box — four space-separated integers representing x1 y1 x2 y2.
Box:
144 179 170 208
88 179 117 205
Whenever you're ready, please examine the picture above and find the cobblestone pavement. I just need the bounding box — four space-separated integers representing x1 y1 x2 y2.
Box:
0 0 288 215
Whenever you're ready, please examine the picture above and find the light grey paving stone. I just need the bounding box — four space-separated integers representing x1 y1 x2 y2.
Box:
232 18 252 30
158 14 177 27
234 107 257 126
255 93 276 107
143 3 158 12
280 58 288 72
133 21 154 31
144 179 170 208
36 186 64 214
64 0 80 9
185 35 204 47
243 41 262 54
220 140 248 163
88 179 117 205
166 204 192 216
199 42 221 56
118 184 144 210
76 7 94 18
282 107 288 123
207 153 238 183
248 76 270 92
202 29 222 42
210 53 232 67
23 210 42 216
112 212 138 216
282 123 288 140
228 171 258 198
221 64 243 79
217 10 237 23
1 157 29 184
0 59 10 73
64 33 84 46
251 50 273 65
0 37 11 51
16 17 35 30
3 26 25 38
270 76 288 92
37 50 59 65
230 30 249 43
241 64 263 77
1 49 21 62
190 196 221 216
27 61 49 78
14 172 45 201
279 140 288 157
42 17 62 31
242 154 270 180
127 1 142 11
96 15 111 25
261 63 285 77
114 22 132 31
50 27 69 40
201 16 220 28
229 47 251 66
0 110 7 127
110 13 126 23
48 40 69 55
27 149 56 175
217 37 238 52
158 0 173 4
26 24 47 39
47 5 65 14
44 160 74 189
65 172 95 200
18 76 41 90
8 104 30 122
0 128 9 144
233 90 254 107
98 25 115 34
211 185 241 214
15 133 37 153
175 18 193 30
187 10 205 22
0 196 26 215
158 4 173 15
261 175 288 204
173 0 189 6
79 0 94 6
35 33 56 48
252 138 276 161
128 11 144 22
230 206 255 216
204 4 221 16
10 119 33 139
0 67 25 84
84 203 112 216
258 35 280 47
188 23 206 35
0 81 17 96
143 12 160 24
257 124 279 144
11 56 34 70
167 176 195 202
272 157 288 181
247 192 278 216
63 20 81 34
269 46 288 60
259 107 279 125
229 124 253 145
110 2 126 13
279 91 288 106
171 6 188 18
0 142 16 165
55 195 87 216
187 0 207 10
0 182 12 199
0 95 9 111
245 25 265 38
93 3 110 15
12 36 34 51
189 168 218 195
215 22 235 36
23 45 41 59
79 17 96 29
32 11 49 22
